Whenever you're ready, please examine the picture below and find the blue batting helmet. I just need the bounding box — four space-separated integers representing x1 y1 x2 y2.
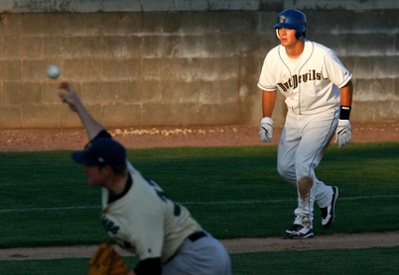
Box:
274 9 307 40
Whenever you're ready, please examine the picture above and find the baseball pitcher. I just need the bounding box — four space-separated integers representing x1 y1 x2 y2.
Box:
58 82 231 275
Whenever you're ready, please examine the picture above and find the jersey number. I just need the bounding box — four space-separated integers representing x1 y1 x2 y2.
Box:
146 178 181 216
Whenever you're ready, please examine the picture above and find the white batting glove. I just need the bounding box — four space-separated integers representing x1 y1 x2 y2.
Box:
335 119 352 148
260 117 273 142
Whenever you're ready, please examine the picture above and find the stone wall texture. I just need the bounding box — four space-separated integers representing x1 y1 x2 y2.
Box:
0 0 398 129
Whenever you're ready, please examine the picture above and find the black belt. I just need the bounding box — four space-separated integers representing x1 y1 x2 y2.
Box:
165 231 207 264
188 231 207 242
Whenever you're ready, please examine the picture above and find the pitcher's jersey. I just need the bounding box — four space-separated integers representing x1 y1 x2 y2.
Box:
101 162 201 263
258 40 352 115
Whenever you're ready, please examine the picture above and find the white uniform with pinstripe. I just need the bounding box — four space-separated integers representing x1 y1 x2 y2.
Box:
258 40 352 226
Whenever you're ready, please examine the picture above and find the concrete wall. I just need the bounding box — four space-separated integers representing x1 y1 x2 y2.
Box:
0 0 398 129
2 0 399 12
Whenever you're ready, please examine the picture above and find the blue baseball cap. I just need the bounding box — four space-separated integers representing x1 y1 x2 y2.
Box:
71 138 126 166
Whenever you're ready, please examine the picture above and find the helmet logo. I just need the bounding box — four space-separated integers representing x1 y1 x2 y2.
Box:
279 15 286 24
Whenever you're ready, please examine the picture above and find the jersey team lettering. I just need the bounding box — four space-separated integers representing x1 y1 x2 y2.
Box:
277 70 322 92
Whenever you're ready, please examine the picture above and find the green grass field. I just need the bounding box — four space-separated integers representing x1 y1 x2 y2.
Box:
0 246 398 275
0 142 398 274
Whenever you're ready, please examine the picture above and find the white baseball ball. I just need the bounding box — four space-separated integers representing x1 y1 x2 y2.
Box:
46 65 61 79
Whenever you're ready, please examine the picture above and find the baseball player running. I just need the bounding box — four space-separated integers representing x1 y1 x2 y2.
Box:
258 9 353 238
58 82 231 275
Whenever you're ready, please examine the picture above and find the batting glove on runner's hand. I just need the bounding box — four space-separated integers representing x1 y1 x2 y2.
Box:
335 119 352 148
260 117 273 142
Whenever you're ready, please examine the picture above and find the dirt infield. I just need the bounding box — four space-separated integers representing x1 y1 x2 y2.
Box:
0 231 398 260
0 123 398 259
0 123 398 152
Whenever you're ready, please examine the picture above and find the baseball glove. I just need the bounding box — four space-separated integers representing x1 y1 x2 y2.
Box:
88 242 129 275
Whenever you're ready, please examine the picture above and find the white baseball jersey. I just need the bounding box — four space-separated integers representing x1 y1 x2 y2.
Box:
101 162 201 263
258 40 352 114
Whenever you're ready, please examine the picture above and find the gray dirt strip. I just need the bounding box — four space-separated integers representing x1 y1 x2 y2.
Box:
0 231 398 261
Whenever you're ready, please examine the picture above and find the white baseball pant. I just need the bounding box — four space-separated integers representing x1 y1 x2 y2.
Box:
277 107 338 225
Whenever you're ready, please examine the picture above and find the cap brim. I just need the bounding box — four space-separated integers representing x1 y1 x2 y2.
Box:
71 151 96 165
